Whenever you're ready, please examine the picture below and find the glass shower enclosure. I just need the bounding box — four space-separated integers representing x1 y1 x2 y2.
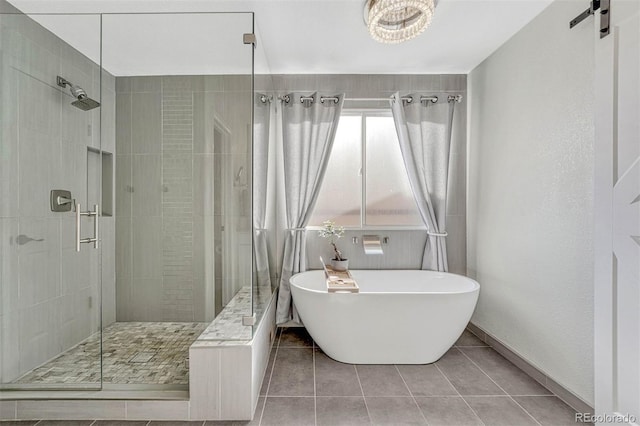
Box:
0 3 267 392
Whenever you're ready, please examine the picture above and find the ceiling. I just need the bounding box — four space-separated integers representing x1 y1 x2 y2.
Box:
6 0 555 76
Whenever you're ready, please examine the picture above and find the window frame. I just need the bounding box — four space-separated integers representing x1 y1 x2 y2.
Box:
307 108 426 231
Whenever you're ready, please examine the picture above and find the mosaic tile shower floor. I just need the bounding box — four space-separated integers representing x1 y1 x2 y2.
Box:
13 322 208 385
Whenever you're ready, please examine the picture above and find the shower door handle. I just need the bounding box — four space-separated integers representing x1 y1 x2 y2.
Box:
76 203 99 252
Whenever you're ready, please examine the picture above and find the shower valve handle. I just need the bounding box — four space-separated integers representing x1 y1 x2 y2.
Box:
75 203 99 252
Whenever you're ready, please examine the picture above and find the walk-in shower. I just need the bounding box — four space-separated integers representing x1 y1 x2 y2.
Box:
0 4 275 396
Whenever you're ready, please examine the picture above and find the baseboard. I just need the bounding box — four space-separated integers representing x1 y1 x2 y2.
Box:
467 322 594 415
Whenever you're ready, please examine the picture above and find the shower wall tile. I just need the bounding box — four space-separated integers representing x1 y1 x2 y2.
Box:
129 75 162 93
0 62 19 218
193 92 217 154
58 292 79 349
18 300 59 376
254 74 275 93
18 128 59 218
0 219 20 314
18 74 61 139
116 77 131 93
87 148 101 207
132 154 162 216
101 87 116 154
224 75 251 93
115 155 132 217
0 309 20 383
59 142 89 207
102 69 116 92
115 74 251 322
102 218 117 327
62 105 91 150
115 93 132 155
17 218 61 307
115 218 132 281
116 276 132 322
162 154 193 203
204 75 224 92
131 216 162 279
194 154 215 216
130 278 163 321
131 92 161 154
163 75 204 92
60 47 94 89
60 246 86 295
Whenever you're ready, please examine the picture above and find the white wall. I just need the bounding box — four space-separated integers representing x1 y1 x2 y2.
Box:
467 0 594 405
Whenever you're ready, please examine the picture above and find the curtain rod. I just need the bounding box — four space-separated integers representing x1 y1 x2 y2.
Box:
275 94 462 104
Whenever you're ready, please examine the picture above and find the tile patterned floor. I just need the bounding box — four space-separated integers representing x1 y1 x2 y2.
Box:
251 327 584 426
2 328 588 425
14 322 208 385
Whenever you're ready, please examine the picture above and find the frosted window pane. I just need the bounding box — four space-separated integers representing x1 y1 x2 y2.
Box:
365 115 422 226
308 115 362 226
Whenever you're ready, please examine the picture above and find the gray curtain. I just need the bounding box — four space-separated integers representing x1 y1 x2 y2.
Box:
390 92 456 271
276 92 344 324
253 94 271 291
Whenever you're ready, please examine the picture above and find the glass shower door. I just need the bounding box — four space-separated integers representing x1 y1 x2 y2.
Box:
0 11 103 389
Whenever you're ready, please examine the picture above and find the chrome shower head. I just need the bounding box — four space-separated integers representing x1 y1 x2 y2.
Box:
69 84 87 100
57 76 101 111
71 96 101 111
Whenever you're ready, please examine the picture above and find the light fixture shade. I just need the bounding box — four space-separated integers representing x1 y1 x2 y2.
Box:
365 0 436 44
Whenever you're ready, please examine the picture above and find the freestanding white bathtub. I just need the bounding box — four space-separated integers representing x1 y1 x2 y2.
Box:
290 270 480 364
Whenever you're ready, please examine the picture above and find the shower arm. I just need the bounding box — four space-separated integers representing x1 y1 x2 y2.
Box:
56 76 71 89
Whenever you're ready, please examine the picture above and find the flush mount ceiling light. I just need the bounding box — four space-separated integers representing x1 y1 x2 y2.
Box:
364 0 436 44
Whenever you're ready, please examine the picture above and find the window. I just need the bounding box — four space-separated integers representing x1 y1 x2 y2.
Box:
309 111 422 228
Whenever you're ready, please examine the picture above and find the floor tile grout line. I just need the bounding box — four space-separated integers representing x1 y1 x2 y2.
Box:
433 360 486 426
262 328 281 399
457 348 542 426
255 395 267 426
258 329 281 426
353 365 372 424
394 364 429 425
261 393 555 398
312 341 317 426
